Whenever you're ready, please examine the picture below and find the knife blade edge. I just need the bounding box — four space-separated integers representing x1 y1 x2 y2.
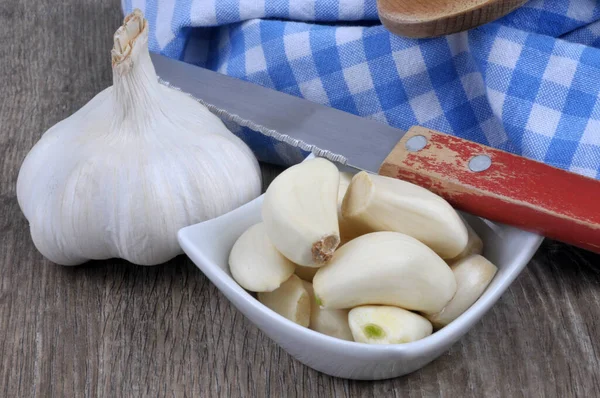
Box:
151 54 407 172
158 78 349 166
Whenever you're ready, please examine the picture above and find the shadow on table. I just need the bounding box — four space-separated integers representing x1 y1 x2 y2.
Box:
535 240 600 278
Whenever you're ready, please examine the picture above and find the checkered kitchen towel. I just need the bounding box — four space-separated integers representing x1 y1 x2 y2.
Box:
123 0 600 177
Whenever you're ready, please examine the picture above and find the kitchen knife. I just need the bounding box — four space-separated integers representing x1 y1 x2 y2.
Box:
151 54 600 254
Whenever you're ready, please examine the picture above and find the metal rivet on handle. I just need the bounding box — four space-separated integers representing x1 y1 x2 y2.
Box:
469 155 492 172
405 135 428 152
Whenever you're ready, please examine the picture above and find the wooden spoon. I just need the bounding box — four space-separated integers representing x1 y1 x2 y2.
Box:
377 0 528 38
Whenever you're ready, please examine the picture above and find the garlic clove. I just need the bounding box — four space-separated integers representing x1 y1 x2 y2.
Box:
341 171 468 259
295 265 319 282
348 305 432 344
262 158 340 267
302 281 353 341
258 275 310 327
338 172 369 242
427 254 498 329
446 217 484 264
229 223 296 292
313 231 457 313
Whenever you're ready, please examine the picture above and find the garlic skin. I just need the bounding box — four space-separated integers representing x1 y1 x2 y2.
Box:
341 171 468 259
427 254 498 328
258 275 311 327
302 281 353 341
313 231 457 313
349 306 432 344
229 223 296 292
262 158 340 267
16 10 261 265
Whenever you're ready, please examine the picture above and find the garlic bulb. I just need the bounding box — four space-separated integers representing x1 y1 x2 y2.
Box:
16 10 261 265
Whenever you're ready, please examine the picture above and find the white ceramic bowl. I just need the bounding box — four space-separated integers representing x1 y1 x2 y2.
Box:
177 160 543 380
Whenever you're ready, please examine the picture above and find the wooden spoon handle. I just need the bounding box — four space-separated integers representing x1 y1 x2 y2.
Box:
379 126 600 253
377 0 528 38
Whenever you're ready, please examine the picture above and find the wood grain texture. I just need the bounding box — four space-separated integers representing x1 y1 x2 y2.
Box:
377 0 527 37
379 126 600 254
1 0 600 396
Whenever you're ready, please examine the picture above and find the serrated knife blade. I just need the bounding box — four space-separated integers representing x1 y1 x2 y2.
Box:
151 53 404 173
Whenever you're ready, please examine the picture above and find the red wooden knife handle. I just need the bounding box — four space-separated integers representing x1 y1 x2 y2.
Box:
378 126 600 253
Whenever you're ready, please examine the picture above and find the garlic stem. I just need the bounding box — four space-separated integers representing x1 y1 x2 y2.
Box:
111 10 162 125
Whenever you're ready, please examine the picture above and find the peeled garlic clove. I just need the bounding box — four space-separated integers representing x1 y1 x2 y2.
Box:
338 172 353 202
313 231 456 313
262 158 340 267
447 217 484 264
295 265 319 282
338 172 369 242
341 171 468 259
228 223 295 292
348 305 432 344
302 281 353 341
258 275 310 327
427 254 498 328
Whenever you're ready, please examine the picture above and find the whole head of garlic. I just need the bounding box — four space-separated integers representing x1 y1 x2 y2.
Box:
16 10 261 266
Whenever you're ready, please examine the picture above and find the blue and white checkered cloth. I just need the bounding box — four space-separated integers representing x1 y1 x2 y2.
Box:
123 0 600 178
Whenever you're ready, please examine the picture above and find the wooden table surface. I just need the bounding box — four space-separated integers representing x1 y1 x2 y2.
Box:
2 1 600 396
